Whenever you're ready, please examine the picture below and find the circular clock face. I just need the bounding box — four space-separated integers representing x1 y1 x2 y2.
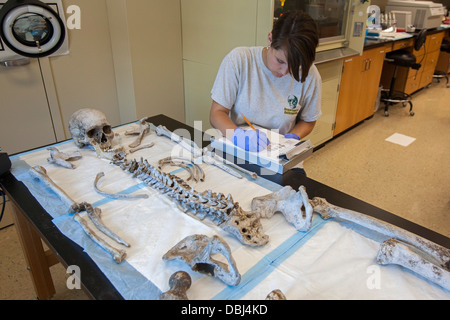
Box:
0 1 65 58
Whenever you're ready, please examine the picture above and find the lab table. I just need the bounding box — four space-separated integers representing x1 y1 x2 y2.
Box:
1 114 449 300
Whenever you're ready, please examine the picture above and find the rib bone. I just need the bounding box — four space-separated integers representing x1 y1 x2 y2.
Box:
94 172 149 200
163 234 241 286
377 239 450 291
311 197 450 271
158 157 205 183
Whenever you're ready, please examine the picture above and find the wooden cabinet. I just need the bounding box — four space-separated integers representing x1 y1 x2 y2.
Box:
334 45 389 136
436 30 450 73
380 32 444 95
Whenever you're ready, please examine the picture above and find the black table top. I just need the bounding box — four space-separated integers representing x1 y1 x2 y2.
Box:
364 26 448 50
1 114 449 300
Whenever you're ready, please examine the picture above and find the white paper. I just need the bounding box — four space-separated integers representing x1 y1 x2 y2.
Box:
385 133 416 147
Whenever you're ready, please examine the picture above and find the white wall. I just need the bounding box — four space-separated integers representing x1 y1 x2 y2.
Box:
51 0 122 138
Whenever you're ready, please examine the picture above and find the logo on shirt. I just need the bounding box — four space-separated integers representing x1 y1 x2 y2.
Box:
284 95 299 115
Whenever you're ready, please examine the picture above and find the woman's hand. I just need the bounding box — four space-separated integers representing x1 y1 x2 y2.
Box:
284 133 301 140
232 128 270 152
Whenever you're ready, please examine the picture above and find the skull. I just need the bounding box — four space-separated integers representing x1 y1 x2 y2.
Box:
69 108 115 150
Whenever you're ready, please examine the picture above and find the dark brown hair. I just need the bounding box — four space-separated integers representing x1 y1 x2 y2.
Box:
271 11 319 83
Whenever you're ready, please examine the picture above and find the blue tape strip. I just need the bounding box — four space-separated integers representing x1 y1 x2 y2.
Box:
212 216 328 300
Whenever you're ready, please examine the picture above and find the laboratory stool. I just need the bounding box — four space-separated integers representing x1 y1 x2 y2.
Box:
381 29 427 117
432 40 450 88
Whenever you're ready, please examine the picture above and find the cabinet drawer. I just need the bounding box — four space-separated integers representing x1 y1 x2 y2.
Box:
413 45 425 58
393 38 414 51
420 68 434 88
436 51 450 73
405 70 422 94
426 32 444 53
423 50 441 71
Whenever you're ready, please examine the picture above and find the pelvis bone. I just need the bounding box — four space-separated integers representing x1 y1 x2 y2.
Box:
163 234 241 286
251 186 313 231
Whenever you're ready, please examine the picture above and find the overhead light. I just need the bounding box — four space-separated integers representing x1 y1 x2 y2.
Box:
0 0 66 58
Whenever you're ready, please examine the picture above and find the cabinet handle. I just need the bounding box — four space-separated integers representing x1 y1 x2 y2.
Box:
0 58 30 67
363 59 372 71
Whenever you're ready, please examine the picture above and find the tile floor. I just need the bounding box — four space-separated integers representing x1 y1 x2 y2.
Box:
0 80 449 300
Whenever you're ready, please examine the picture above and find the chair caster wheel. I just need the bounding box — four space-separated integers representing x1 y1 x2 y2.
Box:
410 111 415 116
384 112 390 117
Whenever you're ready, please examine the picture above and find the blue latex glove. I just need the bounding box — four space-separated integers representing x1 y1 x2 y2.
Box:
284 133 301 140
232 128 270 152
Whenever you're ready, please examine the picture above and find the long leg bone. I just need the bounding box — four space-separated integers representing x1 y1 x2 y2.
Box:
155 125 205 158
210 152 258 180
311 197 450 271
377 239 450 291
29 166 128 263
29 166 79 213
163 234 241 286
202 154 243 179
251 186 313 231
94 172 149 200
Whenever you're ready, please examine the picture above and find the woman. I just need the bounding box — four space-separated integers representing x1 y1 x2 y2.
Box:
210 10 322 153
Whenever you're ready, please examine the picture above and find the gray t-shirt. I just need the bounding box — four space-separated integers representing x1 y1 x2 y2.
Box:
211 47 322 135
